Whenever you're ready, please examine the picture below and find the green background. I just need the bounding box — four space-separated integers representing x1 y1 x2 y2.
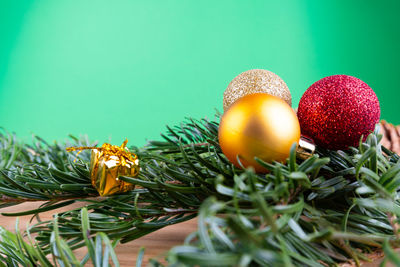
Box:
1 0 399 146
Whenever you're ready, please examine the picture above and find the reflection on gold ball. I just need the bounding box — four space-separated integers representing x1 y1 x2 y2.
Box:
219 93 300 173
223 69 291 111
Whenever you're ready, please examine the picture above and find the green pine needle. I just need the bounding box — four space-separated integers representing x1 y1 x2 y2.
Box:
0 117 400 266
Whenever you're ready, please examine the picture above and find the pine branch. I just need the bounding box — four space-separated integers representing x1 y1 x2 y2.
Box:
0 118 224 251
0 207 121 267
1 117 400 266
0 130 97 208
152 129 400 266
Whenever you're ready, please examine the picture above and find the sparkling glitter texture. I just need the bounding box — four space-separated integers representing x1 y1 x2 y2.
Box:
297 75 380 150
223 69 291 111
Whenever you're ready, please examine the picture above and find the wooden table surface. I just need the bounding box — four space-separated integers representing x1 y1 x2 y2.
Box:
0 202 392 266
0 202 197 266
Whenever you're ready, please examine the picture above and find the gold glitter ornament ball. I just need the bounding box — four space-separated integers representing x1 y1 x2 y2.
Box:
223 69 291 111
219 93 300 173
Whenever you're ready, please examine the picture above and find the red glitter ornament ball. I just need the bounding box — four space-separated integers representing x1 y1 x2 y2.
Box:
297 75 380 150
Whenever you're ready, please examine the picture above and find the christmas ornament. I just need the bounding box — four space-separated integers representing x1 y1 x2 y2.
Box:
297 75 380 150
219 93 300 173
223 69 291 111
67 140 139 196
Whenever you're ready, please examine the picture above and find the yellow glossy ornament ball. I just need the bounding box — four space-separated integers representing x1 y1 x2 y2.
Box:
219 93 300 173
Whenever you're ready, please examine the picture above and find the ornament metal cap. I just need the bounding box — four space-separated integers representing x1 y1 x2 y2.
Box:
297 136 315 160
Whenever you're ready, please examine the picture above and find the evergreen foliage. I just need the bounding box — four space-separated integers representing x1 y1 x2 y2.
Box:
0 115 400 266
